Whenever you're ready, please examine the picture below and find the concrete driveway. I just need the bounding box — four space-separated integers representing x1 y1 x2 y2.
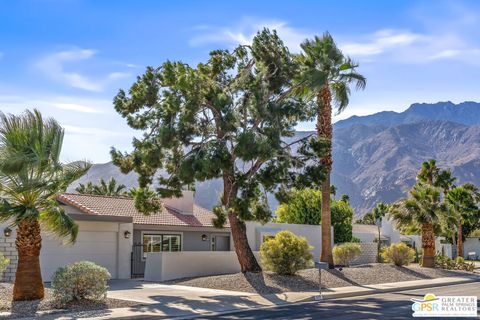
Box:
105 279 283 319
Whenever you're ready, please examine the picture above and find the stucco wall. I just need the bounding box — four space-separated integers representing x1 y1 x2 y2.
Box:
144 251 260 282
245 221 329 261
463 237 480 259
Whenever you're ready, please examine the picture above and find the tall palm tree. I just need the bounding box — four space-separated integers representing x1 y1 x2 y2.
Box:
417 159 439 186
295 33 366 267
389 184 446 268
446 186 478 258
76 178 127 196
435 170 456 196
0 110 90 301
372 202 389 262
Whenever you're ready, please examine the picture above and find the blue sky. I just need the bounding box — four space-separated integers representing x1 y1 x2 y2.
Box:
1 0 480 162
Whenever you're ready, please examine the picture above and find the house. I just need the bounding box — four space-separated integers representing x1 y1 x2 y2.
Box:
0 191 326 282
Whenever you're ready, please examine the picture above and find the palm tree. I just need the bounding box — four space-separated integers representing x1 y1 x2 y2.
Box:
389 184 446 268
417 159 439 186
295 33 366 267
371 202 389 262
446 186 478 258
77 178 127 196
435 170 456 196
0 110 90 301
75 181 94 194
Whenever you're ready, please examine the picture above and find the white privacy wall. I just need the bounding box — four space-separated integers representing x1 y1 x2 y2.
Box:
144 251 260 282
244 221 330 261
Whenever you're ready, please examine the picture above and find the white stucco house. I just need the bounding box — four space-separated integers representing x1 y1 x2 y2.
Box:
0 191 327 282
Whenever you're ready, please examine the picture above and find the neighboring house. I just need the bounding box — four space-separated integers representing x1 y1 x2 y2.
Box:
0 191 327 282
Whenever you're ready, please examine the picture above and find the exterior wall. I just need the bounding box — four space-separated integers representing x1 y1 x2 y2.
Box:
463 237 480 259
0 222 17 282
351 243 378 265
245 221 330 261
353 232 376 243
0 219 132 282
133 228 231 251
144 251 260 282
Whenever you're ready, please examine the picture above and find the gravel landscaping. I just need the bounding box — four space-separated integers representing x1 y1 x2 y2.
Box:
0 283 138 319
167 263 475 294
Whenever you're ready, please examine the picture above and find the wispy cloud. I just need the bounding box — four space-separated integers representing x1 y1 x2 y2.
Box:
36 48 131 92
63 124 129 137
189 18 311 51
190 16 480 65
341 29 422 56
51 102 104 114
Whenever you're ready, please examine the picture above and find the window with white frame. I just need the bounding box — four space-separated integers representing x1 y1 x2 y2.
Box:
143 234 181 254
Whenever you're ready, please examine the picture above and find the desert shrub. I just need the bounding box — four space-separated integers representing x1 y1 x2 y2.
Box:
260 230 313 275
435 254 474 272
52 261 111 305
0 253 10 278
332 242 361 267
350 236 361 243
381 243 415 266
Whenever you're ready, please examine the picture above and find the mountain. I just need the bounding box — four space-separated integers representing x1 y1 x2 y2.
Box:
335 101 480 129
70 101 480 216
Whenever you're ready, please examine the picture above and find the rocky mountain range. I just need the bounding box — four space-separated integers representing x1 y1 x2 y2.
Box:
70 101 480 216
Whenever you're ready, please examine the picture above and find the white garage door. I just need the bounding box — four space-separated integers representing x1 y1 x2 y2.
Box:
41 230 118 281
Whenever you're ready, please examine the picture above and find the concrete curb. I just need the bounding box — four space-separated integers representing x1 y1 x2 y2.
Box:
175 275 480 319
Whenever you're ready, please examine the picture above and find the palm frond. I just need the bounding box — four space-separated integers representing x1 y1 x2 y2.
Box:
39 203 78 243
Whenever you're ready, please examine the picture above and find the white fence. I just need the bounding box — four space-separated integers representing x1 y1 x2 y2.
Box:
144 251 261 282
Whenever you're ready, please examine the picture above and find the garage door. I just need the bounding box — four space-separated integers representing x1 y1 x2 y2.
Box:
40 231 118 281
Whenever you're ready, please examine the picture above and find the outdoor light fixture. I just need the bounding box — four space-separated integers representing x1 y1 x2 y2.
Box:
124 231 131 239
201 234 208 241
3 228 12 238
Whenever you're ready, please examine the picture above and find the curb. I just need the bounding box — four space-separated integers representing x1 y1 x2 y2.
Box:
174 276 480 319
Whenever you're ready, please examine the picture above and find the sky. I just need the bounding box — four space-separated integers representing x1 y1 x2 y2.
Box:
1 0 480 163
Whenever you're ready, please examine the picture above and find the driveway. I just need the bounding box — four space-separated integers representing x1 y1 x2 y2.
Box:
105 279 284 318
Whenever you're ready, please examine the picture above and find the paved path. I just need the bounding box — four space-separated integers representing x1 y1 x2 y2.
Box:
195 282 480 320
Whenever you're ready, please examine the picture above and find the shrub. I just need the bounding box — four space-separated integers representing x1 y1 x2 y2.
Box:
260 230 313 275
0 253 9 278
350 236 361 243
435 254 475 272
381 243 415 266
332 242 361 267
52 261 111 305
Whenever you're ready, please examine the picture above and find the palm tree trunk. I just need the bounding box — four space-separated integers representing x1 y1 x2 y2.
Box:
457 222 463 259
13 219 44 301
223 173 261 272
317 86 334 268
421 222 436 268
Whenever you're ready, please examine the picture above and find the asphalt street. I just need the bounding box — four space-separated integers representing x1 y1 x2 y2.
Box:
195 282 480 320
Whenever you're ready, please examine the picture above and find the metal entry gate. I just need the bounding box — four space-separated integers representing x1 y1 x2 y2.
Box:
131 243 145 278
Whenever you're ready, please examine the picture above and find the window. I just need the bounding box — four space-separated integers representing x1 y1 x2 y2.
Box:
143 234 181 254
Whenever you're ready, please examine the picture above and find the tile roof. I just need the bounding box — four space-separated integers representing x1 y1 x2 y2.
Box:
57 193 228 228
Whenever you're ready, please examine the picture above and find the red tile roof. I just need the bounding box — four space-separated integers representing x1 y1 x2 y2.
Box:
57 193 229 228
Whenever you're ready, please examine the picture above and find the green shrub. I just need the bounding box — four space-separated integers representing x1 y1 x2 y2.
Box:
381 243 415 266
350 236 361 243
52 261 111 305
0 253 10 278
260 230 313 275
332 242 361 267
435 254 474 272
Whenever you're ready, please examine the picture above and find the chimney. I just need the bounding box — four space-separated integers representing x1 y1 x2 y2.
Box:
162 190 194 215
